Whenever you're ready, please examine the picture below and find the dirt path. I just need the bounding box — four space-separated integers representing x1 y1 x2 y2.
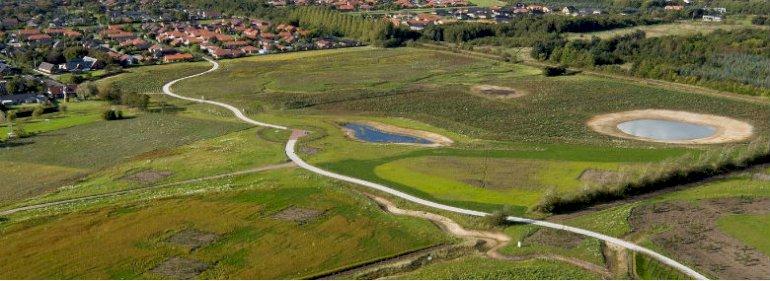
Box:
363 193 613 278
0 162 295 216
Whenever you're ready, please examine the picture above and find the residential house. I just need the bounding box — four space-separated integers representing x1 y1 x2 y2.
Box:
37 62 57 74
162 53 194 63
59 56 99 72
46 85 77 99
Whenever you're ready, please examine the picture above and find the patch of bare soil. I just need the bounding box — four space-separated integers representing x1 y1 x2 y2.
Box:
470 85 525 99
271 206 325 224
300 146 321 155
578 169 626 186
587 109 754 144
167 229 219 251
150 257 209 279
525 227 585 249
629 198 770 279
122 170 173 185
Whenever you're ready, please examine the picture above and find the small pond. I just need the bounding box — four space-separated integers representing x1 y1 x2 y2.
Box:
344 123 433 144
617 119 717 141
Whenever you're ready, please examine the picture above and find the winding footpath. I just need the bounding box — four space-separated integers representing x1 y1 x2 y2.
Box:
165 58 708 279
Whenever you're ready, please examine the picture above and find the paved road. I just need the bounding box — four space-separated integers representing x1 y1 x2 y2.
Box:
162 58 707 280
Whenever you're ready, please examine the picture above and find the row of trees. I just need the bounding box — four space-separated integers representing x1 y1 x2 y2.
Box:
422 15 663 46
288 7 418 47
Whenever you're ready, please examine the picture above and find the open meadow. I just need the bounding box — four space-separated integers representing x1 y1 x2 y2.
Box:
171 47 770 213
3 45 770 279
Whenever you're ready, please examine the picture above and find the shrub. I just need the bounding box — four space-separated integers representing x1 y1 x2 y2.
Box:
483 206 518 227
0 111 5 123
58 103 68 112
543 66 567 76
120 92 150 110
6 110 16 122
77 82 98 99
31 105 45 118
102 109 124 120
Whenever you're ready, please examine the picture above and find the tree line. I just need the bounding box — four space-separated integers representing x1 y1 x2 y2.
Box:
533 28 770 96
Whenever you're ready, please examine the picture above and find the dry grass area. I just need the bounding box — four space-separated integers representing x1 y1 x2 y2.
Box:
566 21 769 41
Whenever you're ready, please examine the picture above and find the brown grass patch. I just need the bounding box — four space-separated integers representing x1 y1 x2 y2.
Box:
150 257 209 279
470 85 525 100
578 169 626 186
271 207 325 224
166 229 219 251
122 170 173 184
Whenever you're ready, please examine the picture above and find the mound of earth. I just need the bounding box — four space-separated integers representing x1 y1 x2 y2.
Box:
150 257 209 279
122 170 173 184
470 85 524 99
167 229 219 251
525 228 585 249
272 206 325 224
629 198 770 279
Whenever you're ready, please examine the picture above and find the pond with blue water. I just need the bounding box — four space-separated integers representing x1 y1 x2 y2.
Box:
344 123 433 144
617 119 717 141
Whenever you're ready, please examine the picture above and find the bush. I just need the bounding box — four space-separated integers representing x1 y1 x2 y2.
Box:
97 83 122 102
31 105 45 118
483 206 518 227
58 103 68 112
102 109 124 120
120 92 150 110
543 66 567 76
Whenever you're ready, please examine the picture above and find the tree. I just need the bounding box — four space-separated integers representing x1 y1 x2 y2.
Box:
97 83 122 102
76 81 98 99
543 66 568 76
63 46 88 61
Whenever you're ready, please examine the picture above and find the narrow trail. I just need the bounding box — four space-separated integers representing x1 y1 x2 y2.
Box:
5 57 703 279
0 162 295 216
364 193 613 278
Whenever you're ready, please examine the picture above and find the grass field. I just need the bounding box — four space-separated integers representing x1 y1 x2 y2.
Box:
565 20 770 41
390 256 602 279
0 101 107 140
0 170 450 279
0 113 247 203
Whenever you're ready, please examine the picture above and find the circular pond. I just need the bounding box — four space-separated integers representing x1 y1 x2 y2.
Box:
616 119 717 141
587 109 754 144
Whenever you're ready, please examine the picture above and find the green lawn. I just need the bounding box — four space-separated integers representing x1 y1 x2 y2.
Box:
0 101 107 140
717 213 770 257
